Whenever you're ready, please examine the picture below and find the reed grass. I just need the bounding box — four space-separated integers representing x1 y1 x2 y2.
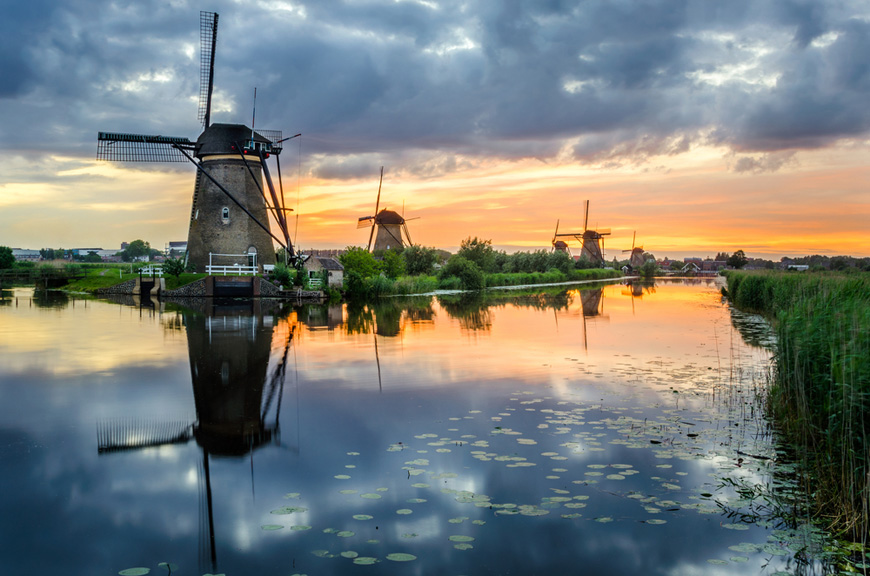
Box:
724 270 870 540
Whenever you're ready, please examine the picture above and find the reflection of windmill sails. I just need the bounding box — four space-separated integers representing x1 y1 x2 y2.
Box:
577 287 608 351
96 304 295 573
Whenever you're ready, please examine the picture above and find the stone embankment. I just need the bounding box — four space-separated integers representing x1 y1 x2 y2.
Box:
96 276 324 301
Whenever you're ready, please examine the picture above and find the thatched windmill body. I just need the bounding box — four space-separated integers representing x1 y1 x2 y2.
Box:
622 231 645 272
96 12 298 271
552 200 611 265
357 167 416 251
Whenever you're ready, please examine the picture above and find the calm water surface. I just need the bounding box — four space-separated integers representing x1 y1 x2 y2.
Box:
0 280 824 575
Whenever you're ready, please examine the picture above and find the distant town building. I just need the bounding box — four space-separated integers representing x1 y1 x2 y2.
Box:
165 241 188 258
11 249 40 262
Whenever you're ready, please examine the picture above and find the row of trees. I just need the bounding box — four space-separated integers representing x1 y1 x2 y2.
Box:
338 237 615 296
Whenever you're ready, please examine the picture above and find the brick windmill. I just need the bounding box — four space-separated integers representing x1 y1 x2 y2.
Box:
96 11 298 272
356 167 417 252
622 231 645 272
552 200 610 265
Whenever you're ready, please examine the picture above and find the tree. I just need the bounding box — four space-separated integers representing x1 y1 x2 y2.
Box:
339 247 381 279
457 237 496 273
727 250 748 269
639 259 658 278
715 252 730 261
440 255 485 291
403 245 438 276
381 249 406 280
0 246 14 269
83 251 102 263
546 250 574 274
163 257 185 279
121 239 151 262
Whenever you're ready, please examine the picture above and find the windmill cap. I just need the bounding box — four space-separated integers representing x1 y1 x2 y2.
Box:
196 123 272 156
376 209 404 224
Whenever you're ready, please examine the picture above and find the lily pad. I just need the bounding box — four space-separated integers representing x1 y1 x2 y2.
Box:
353 557 379 565
386 553 417 562
119 569 150 576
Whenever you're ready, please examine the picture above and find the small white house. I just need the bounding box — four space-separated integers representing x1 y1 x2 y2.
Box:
302 256 344 288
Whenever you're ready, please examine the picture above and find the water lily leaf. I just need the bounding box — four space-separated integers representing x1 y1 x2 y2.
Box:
353 557 379 565
448 535 475 542
386 553 417 562
119 569 150 576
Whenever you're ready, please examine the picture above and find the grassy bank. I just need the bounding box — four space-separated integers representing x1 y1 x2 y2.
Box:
348 267 622 298
724 271 870 539
58 266 206 293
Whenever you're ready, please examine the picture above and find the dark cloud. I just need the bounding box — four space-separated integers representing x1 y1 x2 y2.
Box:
0 0 868 178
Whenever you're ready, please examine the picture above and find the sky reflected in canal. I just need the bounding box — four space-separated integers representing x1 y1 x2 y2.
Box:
1 280 823 576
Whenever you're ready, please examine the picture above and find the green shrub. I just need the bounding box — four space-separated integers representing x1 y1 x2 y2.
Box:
440 256 485 291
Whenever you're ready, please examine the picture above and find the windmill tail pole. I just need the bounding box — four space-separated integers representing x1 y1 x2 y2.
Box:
173 144 286 250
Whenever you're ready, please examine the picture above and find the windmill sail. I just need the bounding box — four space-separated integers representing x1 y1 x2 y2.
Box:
97 132 193 162
198 11 219 129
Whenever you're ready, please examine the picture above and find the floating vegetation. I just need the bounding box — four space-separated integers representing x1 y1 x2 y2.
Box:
261 524 284 531
340 551 358 559
353 557 379 565
386 553 417 562
271 506 308 515
119 569 150 576
249 283 849 573
448 535 475 542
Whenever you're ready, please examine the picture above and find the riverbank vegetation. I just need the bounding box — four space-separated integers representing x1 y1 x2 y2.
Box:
724 270 870 540
339 238 622 299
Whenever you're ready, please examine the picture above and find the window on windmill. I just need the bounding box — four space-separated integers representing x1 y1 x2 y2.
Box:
221 207 230 222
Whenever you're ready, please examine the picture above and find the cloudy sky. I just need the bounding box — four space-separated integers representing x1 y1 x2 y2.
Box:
1 0 868 259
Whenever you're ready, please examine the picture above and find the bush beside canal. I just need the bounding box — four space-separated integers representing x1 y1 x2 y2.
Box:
724 270 870 539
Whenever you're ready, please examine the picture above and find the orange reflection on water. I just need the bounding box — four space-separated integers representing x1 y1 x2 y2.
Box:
289 279 770 395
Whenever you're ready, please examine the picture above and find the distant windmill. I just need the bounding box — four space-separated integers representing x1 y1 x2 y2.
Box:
96 11 299 271
622 231 645 272
551 200 611 265
356 167 417 252
551 220 571 255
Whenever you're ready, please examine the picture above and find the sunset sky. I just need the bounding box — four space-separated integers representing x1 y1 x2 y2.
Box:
1 0 868 260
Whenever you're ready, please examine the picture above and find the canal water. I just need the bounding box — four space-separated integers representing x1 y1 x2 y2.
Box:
0 280 827 575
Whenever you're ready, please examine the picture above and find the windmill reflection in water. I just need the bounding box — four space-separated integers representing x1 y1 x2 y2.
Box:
96 301 297 573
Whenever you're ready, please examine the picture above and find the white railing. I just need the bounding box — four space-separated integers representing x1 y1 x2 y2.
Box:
206 264 258 276
307 278 322 288
207 252 258 276
139 265 163 277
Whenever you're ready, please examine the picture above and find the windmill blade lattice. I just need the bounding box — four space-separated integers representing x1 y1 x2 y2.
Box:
198 11 219 129
97 132 194 162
